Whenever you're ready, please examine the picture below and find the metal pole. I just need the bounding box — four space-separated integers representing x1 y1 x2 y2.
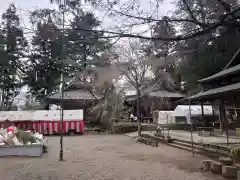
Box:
188 98 194 157
59 0 65 161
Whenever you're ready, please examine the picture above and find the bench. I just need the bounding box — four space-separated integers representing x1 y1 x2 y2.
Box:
197 127 214 136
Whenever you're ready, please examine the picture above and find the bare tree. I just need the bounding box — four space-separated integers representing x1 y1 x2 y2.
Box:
114 39 175 136
62 0 240 42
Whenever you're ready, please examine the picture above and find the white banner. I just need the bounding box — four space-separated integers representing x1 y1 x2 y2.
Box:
64 110 83 120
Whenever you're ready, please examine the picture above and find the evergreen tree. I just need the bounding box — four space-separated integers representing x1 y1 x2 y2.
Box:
0 4 27 109
174 0 240 92
23 9 62 97
24 2 111 97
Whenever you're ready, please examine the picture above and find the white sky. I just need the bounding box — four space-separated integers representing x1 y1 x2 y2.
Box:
0 0 175 37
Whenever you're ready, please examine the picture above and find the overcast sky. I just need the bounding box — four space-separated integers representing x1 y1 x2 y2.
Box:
0 0 175 35
0 0 56 14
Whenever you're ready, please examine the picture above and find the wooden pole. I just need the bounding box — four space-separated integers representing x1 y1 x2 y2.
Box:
201 101 205 126
221 99 229 144
166 111 169 137
219 100 223 134
188 98 194 157
59 0 66 162
211 102 215 128
225 106 229 145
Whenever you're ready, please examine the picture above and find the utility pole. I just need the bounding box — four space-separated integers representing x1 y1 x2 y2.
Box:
59 0 65 161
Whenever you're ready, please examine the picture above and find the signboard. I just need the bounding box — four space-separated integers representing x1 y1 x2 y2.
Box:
64 110 83 120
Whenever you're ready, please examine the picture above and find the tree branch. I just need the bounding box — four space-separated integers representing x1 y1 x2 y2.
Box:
216 0 232 12
107 6 210 27
181 0 198 24
71 6 240 41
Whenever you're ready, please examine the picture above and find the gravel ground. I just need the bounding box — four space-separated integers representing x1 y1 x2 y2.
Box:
0 135 225 180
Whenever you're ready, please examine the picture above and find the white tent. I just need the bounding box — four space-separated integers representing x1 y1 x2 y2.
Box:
158 111 175 124
172 105 213 124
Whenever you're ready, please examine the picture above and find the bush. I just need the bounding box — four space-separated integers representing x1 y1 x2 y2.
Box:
113 123 138 133
158 123 190 130
230 146 240 163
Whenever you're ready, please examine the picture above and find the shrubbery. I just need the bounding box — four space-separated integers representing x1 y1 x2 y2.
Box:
113 123 138 133
230 145 240 163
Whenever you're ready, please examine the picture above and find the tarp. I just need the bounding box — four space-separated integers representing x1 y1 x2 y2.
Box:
172 105 213 124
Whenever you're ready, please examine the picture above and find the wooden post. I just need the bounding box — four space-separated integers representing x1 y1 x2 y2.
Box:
201 101 205 126
219 100 224 134
233 95 238 121
212 103 215 116
111 118 116 133
188 98 194 157
201 101 205 116
211 102 215 128
166 111 169 137
220 99 229 144
83 107 87 122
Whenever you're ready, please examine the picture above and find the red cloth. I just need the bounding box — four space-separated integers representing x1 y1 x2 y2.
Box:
7 126 13 133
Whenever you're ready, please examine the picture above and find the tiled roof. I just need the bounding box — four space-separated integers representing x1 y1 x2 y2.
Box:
47 90 100 100
148 91 185 98
188 82 240 100
198 48 240 83
125 90 185 101
198 64 240 83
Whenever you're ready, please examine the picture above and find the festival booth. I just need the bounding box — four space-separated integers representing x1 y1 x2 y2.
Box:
0 109 84 157
32 109 84 135
0 109 84 135
0 110 45 157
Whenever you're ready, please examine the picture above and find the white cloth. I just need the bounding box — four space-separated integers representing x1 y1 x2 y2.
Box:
130 114 137 121
0 134 5 144
12 136 22 145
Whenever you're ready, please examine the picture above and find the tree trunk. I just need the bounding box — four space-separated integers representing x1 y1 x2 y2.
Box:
136 89 141 137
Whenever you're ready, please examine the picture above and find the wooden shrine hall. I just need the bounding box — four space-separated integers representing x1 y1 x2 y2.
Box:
184 48 240 133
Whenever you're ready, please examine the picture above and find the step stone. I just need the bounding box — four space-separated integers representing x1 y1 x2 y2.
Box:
222 165 238 178
201 160 212 171
219 157 233 166
237 171 240 180
210 161 222 174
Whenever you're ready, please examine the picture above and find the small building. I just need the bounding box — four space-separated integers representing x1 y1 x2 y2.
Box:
125 88 185 119
46 75 100 123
